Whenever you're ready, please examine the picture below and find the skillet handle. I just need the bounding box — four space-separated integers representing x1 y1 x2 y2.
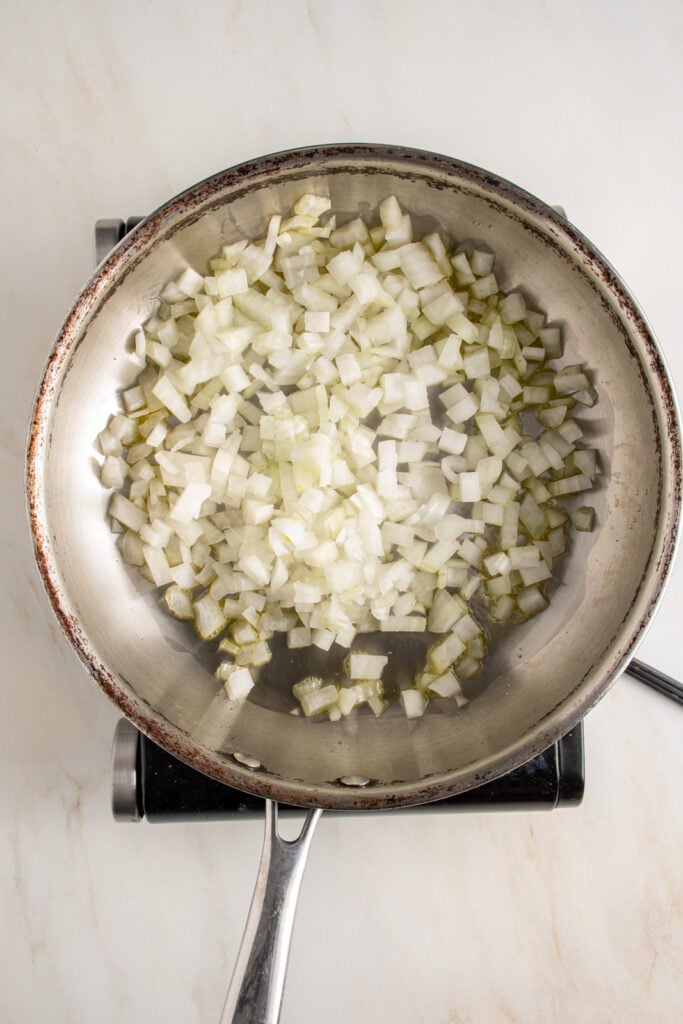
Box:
625 658 683 707
220 800 322 1024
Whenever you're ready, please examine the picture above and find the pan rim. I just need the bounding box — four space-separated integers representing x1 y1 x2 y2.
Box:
26 143 682 810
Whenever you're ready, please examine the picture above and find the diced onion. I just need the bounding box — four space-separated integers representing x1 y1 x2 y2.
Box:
98 193 600 721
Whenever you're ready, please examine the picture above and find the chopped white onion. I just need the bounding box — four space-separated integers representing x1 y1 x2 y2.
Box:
99 193 600 721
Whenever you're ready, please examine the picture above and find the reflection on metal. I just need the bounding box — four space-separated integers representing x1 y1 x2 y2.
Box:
111 718 141 822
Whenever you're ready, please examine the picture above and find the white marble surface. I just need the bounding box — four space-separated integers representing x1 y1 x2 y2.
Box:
3 1 683 1021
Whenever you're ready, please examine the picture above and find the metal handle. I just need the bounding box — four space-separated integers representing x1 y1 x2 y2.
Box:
220 800 322 1024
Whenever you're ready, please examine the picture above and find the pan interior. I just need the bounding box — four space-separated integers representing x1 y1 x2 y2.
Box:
33 151 680 807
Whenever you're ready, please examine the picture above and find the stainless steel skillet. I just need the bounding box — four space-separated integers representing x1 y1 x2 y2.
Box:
26 145 681 1021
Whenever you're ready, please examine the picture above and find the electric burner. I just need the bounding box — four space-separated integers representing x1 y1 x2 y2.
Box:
110 718 584 822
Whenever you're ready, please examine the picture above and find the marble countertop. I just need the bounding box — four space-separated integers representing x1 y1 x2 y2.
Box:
3 2 683 1021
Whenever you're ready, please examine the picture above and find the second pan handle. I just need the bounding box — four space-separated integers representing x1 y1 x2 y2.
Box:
626 659 683 707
